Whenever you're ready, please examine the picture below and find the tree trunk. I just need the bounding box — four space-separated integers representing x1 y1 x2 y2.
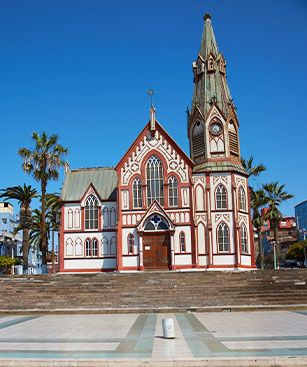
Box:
41 181 47 273
22 228 29 274
52 229 55 274
273 220 280 267
257 227 264 270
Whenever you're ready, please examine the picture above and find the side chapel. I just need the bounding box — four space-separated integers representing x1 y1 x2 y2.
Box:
59 14 256 272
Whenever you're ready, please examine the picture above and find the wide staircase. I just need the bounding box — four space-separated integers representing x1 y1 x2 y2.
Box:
1 269 307 313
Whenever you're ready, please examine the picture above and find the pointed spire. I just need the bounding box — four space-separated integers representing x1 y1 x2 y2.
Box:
199 13 219 60
191 13 233 120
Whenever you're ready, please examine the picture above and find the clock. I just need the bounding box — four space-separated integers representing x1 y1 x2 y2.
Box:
209 122 222 135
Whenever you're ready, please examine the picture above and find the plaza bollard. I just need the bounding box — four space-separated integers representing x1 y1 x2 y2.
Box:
162 318 175 339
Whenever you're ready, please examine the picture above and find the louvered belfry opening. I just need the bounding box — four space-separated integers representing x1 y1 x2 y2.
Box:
192 120 205 159
228 120 239 157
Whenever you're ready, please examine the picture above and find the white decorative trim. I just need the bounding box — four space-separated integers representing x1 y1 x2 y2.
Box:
215 214 230 223
121 132 189 185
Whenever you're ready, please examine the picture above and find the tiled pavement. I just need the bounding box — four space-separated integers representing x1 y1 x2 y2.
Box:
0 311 307 366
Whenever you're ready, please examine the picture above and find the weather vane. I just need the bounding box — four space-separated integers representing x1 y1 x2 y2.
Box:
147 89 154 107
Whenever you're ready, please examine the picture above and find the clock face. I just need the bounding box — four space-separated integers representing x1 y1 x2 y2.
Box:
210 122 222 135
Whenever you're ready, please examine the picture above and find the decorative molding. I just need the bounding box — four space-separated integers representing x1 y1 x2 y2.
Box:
121 132 189 185
195 214 207 224
238 215 248 225
215 214 230 223
236 177 245 187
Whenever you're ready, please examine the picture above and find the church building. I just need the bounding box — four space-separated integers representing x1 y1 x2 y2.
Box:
59 14 256 272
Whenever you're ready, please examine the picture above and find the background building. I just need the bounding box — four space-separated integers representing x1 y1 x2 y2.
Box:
0 202 42 274
295 200 307 240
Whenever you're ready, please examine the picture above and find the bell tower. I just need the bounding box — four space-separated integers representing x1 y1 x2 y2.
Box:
188 13 241 171
189 13 256 270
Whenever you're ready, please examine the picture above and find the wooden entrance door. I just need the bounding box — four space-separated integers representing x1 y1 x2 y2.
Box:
143 233 170 270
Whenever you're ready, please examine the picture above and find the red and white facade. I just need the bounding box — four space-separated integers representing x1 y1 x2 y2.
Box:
59 13 256 273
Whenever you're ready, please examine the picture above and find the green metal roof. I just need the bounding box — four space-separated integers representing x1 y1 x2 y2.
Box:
192 14 233 120
193 161 246 175
61 167 117 201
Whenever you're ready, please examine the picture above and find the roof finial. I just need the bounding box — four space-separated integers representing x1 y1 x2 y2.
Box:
64 161 70 174
147 89 156 131
203 13 211 21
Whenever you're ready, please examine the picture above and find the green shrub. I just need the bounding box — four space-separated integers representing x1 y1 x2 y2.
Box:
0 256 20 274
286 241 307 263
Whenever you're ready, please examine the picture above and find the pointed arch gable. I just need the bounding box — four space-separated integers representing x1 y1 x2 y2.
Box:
80 183 102 207
115 121 194 175
205 104 227 126
137 200 175 232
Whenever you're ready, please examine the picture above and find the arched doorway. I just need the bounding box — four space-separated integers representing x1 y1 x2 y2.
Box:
142 214 171 270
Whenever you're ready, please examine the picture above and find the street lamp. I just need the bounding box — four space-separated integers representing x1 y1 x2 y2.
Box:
271 240 277 270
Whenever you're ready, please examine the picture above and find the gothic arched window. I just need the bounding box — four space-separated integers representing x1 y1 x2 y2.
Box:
68 209 73 229
168 176 178 207
179 231 186 253
240 224 248 254
103 207 109 227
75 237 83 256
110 237 117 256
127 233 134 255
74 208 80 228
101 236 109 256
92 238 98 257
85 238 91 257
238 186 247 211
65 238 73 256
85 238 98 257
216 185 227 209
144 214 169 231
110 207 116 227
192 120 205 158
133 178 142 208
217 222 230 252
146 155 164 206
85 195 99 230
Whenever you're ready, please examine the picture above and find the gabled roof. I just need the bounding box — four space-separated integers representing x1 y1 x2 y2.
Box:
116 120 194 171
61 167 117 202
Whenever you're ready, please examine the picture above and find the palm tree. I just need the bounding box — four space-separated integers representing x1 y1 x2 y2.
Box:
46 193 62 273
250 189 268 269
263 182 294 266
0 185 37 274
241 156 267 268
241 156 266 178
18 132 68 273
29 208 51 261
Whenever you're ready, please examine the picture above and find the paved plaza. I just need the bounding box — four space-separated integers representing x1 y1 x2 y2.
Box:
1 311 307 366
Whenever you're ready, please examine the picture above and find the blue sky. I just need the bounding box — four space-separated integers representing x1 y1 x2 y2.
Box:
0 0 306 216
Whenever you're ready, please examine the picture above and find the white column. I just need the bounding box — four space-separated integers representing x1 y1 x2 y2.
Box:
139 236 143 268
170 234 175 269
